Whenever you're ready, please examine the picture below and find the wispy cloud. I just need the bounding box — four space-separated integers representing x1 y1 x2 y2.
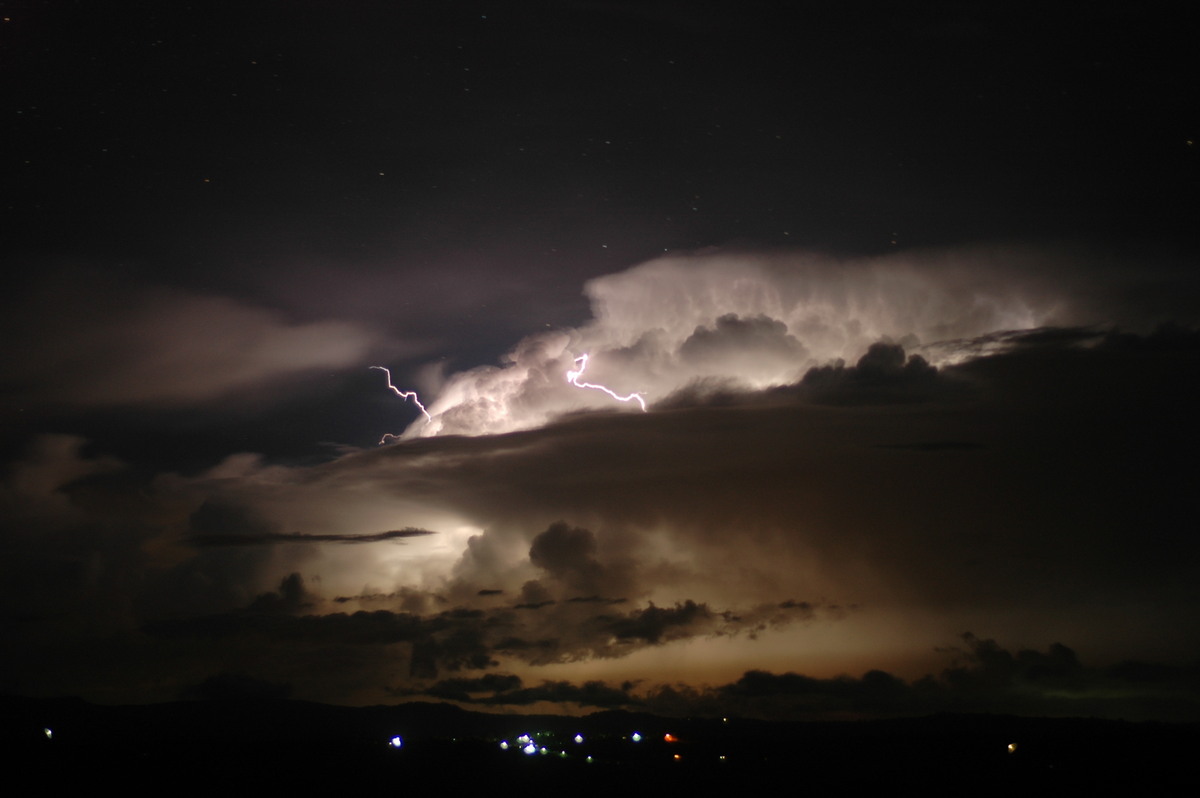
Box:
189 528 437 547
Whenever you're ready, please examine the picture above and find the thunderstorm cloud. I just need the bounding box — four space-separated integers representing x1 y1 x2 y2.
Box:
6 0 1197 726
2 248 1196 715
405 247 1194 437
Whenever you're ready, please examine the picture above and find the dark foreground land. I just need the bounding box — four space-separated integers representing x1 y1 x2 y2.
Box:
5 696 1197 795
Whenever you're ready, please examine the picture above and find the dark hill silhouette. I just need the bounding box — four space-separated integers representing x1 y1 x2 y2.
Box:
5 695 1196 794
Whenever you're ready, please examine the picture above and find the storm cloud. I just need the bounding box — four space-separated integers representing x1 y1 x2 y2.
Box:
2 249 1197 712
401 247 1196 438
4 2 1197 724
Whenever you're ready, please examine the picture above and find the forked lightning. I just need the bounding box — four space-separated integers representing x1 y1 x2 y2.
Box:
371 365 431 443
567 353 647 411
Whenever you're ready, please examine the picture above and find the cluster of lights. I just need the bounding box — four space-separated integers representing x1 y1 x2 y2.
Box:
498 730 599 763
495 728 684 763
389 728 1011 768
501 732 553 758
369 725 763 770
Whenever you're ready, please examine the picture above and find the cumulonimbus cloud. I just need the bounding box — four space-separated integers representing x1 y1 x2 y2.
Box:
5 248 1197 711
402 246 1186 437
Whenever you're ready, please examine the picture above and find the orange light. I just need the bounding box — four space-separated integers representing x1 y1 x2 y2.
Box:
673 754 681 761
664 733 678 743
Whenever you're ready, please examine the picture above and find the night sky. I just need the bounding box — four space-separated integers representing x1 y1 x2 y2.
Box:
3 1 1198 720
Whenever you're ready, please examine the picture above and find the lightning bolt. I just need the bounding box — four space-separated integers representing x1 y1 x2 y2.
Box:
567 353 647 411
371 365 431 443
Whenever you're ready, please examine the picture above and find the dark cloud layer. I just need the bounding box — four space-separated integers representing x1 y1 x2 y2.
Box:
3 317 1195 713
2 2 1197 718
410 634 1200 723
189 527 437 547
140 572 826 684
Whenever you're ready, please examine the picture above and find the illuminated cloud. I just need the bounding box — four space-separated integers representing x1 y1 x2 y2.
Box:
396 636 1200 721
5 0 1197 722
137 570 831 689
32 324 1165 704
403 246 1184 437
2 250 1196 712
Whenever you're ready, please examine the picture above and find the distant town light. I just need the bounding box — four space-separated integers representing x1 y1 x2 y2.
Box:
389 736 403 748
500 741 509 750
523 743 537 755
631 732 642 742
1007 743 1018 753
43 728 53 740
574 733 584 744
664 733 678 743
517 734 531 744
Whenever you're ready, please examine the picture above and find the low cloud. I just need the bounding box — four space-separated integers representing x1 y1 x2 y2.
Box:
189 527 437 547
416 636 1200 722
528 522 633 598
412 672 525 702
141 573 834 681
608 600 711 644
687 634 1200 721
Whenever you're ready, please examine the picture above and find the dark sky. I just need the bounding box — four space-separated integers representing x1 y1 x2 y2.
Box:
2 1 1198 719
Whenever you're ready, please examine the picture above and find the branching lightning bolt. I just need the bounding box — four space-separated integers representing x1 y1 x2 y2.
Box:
371 365 431 443
567 353 647 411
